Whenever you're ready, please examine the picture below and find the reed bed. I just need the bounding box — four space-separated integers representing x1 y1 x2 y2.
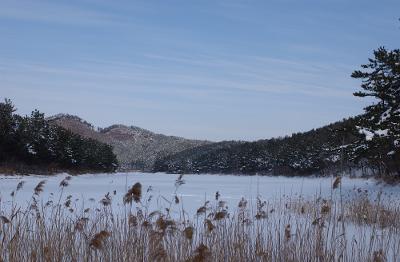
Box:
0 175 399 262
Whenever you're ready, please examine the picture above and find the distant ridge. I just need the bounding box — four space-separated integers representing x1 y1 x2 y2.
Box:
48 114 211 171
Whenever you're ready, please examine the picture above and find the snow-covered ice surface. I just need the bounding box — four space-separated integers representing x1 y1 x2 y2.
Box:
1 172 399 217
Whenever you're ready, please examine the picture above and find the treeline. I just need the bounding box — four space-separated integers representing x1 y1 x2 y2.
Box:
153 117 366 175
154 47 400 176
154 115 398 177
0 99 118 173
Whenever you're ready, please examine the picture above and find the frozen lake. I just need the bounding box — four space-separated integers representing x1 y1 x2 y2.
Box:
1 172 399 217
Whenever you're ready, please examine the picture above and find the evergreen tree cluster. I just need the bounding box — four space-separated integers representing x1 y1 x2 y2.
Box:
0 99 118 172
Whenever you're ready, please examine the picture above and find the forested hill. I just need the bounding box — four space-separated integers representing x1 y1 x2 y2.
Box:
0 100 118 174
153 117 371 175
48 114 210 171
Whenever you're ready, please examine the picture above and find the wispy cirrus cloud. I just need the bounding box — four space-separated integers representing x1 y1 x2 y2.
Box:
0 0 122 26
3 0 393 140
0 52 356 101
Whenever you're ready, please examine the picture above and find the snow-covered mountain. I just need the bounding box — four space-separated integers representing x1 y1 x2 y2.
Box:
48 114 211 171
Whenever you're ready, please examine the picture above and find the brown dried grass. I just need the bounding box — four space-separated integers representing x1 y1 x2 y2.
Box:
0 178 399 261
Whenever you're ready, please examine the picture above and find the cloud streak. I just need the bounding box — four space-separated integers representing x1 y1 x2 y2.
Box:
1 53 356 101
2 0 395 140
0 0 122 26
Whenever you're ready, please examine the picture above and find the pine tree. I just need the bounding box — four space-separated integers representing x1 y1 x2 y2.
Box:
352 47 400 174
0 99 17 161
0 98 119 173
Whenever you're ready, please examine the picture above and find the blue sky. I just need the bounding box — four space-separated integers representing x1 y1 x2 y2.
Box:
1 0 399 141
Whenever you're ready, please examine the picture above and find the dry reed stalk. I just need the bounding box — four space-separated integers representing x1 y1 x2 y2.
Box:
0 216 10 224
124 182 142 204
183 226 194 240
16 181 25 191
59 176 72 187
332 176 341 190
90 230 111 250
34 180 46 195
191 243 211 262
0 179 400 261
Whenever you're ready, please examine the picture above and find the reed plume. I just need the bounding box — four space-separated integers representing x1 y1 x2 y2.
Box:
34 180 46 195
90 230 111 250
123 182 142 204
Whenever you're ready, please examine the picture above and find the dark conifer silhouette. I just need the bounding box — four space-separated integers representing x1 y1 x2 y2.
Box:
0 99 118 173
